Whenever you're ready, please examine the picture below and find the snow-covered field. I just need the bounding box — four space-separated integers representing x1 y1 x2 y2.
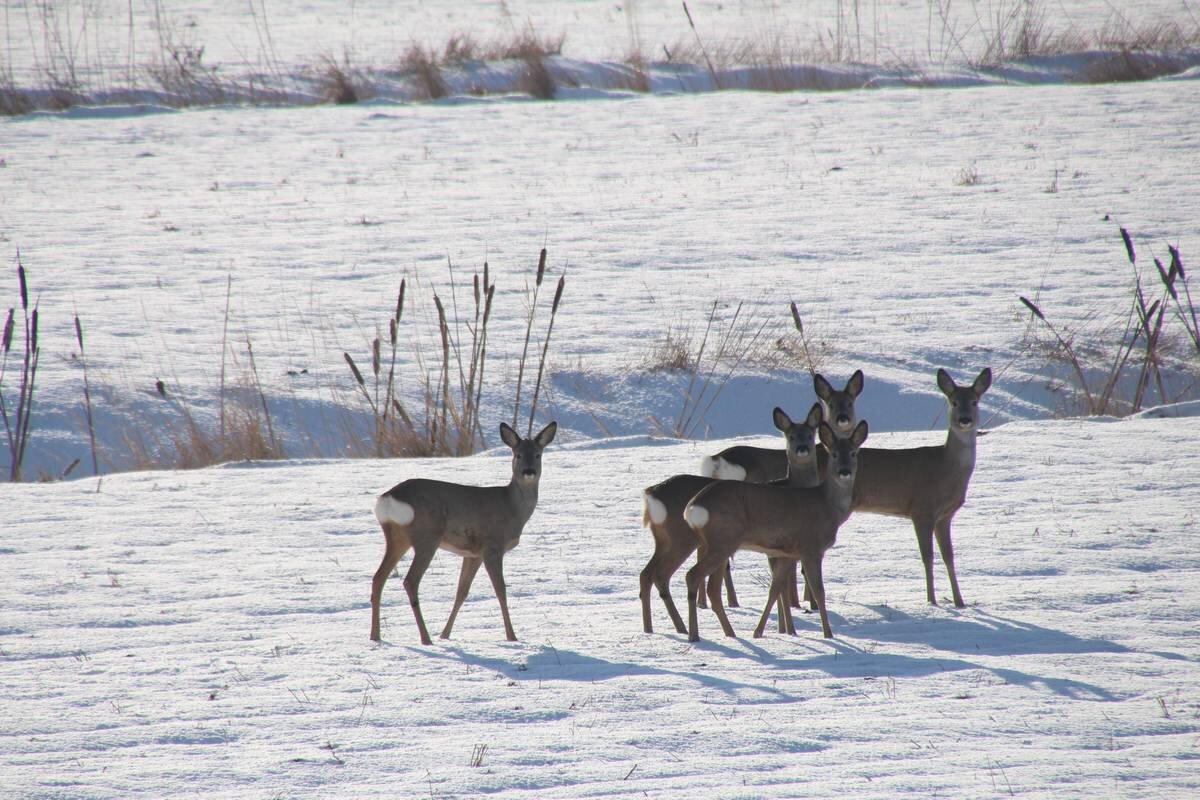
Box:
3 416 1200 798
4 1 1200 797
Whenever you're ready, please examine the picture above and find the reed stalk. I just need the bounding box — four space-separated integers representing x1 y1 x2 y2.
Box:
528 275 565 435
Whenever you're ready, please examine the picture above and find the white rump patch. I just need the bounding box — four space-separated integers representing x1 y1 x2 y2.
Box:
644 491 668 526
710 457 747 481
375 494 415 526
683 503 709 530
699 456 719 478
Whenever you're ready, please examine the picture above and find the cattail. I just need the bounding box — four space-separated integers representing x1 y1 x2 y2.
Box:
551 274 564 313
536 248 547 287
790 301 803 335
395 278 406 323
473 273 480 308
344 352 366 386
1169 244 1185 280
1019 296 1045 321
1155 258 1178 300
528 276 565 435
17 260 28 310
372 337 381 376
389 318 397 345
75 311 99 479
2 308 12 352
29 307 37 349
1120 227 1136 265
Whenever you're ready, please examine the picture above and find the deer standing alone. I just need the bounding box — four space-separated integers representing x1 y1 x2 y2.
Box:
852 368 991 608
369 421 557 644
640 404 823 634
700 369 864 608
684 420 869 640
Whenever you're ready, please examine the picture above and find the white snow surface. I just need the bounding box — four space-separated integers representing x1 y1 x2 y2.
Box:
4 76 1200 476
3 3 1200 796
2 417 1200 798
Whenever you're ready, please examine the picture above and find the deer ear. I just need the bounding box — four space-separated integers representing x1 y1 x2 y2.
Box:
813 373 834 402
772 407 792 432
973 367 993 396
534 421 557 448
805 402 823 428
498 422 521 449
850 419 869 447
846 369 865 398
817 421 836 450
936 368 956 398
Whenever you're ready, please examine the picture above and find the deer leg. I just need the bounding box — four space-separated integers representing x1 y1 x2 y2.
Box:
768 557 787 633
402 541 438 645
935 517 966 608
440 556 483 640
705 563 737 638
788 561 803 609
755 559 792 638
686 550 731 642
913 517 938 605
370 526 411 641
722 559 739 608
685 561 705 642
639 553 659 634
802 564 817 611
653 545 695 635
482 552 518 642
802 555 833 638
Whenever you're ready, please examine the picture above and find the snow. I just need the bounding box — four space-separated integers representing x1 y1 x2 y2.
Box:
3 1 1200 796
3 417 1200 797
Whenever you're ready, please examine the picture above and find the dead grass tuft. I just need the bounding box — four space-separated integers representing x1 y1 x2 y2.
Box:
1077 50 1191 84
399 44 448 100
518 53 557 99
317 53 369 104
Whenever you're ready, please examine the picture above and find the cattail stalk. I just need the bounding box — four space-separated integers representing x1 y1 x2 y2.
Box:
682 1 721 89
528 276 564 436
218 275 231 444
245 337 280 458
1020 295 1095 413
513 248 546 427
434 294 452 452
473 282 495 448
75 311 99 479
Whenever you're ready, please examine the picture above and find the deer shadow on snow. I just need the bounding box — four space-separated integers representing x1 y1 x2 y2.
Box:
407 641 799 704
736 604 1182 702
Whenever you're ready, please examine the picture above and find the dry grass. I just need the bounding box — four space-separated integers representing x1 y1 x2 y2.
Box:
1020 228 1199 417
1 256 40 482
644 299 771 439
1077 50 1192 84
641 323 698 373
955 162 982 186
343 249 565 458
4 1 1200 115
317 53 370 104
399 45 447 100
518 53 557 99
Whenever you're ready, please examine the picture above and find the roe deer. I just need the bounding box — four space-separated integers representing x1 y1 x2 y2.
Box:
852 368 991 608
683 420 868 641
640 404 823 634
699 369 864 482
699 369 863 608
370 421 557 644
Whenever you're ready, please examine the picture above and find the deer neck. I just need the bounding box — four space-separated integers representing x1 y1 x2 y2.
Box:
944 424 978 475
818 471 855 524
506 476 540 520
784 459 821 489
